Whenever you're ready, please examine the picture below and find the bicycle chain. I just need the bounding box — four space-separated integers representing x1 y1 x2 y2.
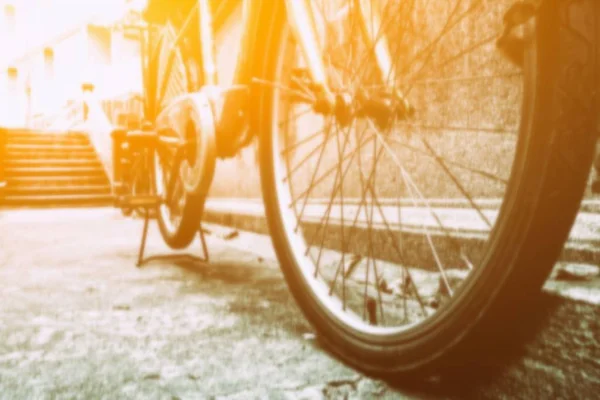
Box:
497 0 541 68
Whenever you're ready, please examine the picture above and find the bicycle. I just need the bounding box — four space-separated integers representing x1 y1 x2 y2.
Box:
113 126 157 220
117 0 599 379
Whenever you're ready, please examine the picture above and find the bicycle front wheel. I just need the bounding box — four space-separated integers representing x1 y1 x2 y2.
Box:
257 0 598 377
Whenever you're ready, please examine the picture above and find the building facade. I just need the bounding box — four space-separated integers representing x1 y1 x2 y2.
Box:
0 0 143 128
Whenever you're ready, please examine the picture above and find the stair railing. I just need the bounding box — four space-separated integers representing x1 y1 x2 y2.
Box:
30 100 83 131
81 84 144 185
0 127 6 193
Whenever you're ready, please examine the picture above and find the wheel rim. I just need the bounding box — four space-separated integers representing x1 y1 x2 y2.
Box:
155 147 186 231
269 0 525 336
149 10 202 237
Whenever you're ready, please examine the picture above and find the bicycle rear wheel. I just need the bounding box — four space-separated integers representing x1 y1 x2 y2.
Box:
144 3 206 249
257 0 598 377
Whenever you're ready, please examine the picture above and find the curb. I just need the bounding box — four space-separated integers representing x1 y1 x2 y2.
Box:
203 198 600 265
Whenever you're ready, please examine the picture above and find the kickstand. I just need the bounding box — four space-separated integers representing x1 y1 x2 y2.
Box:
198 223 210 262
135 215 210 267
136 208 152 267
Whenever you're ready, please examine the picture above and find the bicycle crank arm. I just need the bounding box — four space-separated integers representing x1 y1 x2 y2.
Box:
155 91 217 200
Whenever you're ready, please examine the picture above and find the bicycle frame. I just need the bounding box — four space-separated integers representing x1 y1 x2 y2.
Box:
190 0 332 158
190 0 400 158
142 0 402 198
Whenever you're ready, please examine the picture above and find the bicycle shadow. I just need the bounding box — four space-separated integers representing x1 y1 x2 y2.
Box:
379 293 599 399
138 252 316 337
137 254 599 398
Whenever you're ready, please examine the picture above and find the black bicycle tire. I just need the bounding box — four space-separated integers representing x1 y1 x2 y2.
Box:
145 5 206 249
256 0 598 379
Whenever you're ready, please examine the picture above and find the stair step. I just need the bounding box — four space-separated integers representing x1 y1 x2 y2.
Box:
5 151 98 161
6 130 86 137
4 185 112 196
2 194 114 208
5 159 102 168
4 166 106 178
5 137 90 146
3 129 83 136
5 129 87 138
6 176 110 187
1 129 112 208
6 143 94 153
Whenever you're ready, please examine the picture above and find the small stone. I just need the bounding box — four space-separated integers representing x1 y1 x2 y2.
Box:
285 385 325 400
302 332 316 340
259 300 270 309
378 277 392 294
142 372 161 380
427 297 440 309
389 278 405 297
355 378 388 398
222 230 240 240
553 263 600 282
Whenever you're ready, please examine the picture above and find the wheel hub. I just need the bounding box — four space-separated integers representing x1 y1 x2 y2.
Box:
330 89 414 129
155 89 217 201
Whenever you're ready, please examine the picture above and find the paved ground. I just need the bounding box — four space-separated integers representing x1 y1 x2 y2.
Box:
0 208 599 399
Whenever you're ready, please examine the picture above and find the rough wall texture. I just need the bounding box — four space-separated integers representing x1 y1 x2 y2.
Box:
209 142 262 199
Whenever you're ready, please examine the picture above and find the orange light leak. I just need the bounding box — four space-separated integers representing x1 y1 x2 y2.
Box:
2 0 143 49
0 0 148 127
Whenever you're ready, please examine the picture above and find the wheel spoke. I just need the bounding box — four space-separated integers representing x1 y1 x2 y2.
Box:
279 107 314 128
369 119 474 276
271 0 522 334
308 125 371 264
409 72 522 86
253 78 317 104
156 18 196 108
420 138 493 228
327 123 373 299
398 122 518 135
280 127 326 156
293 121 334 232
147 3 204 247
407 34 499 91
400 0 482 77
326 126 429 318
289 133 376 209
387 136 508 184
283 125 332 184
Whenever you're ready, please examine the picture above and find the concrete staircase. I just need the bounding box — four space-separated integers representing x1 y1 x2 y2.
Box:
1 129 113 208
